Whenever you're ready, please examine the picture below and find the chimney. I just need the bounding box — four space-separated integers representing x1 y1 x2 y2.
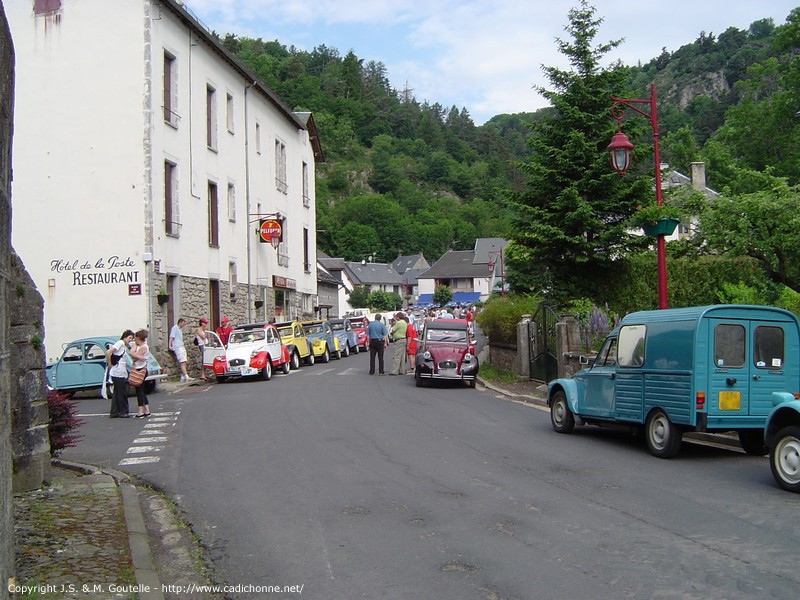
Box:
690 162 706 191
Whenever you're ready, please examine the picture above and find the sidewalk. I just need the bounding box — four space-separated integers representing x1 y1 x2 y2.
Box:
13 458 222 599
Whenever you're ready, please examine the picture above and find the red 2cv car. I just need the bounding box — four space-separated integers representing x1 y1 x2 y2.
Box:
414 318 479 388
213 322 291 383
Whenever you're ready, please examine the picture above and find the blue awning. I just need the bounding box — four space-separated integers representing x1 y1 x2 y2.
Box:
416 293 433 305
452 292 480 304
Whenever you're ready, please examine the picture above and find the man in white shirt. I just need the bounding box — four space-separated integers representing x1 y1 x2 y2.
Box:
169 318 192 382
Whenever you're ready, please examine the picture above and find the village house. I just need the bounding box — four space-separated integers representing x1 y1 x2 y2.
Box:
7 0 323 369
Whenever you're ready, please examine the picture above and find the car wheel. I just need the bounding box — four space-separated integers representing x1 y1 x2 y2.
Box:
306 352 315 366
415 369 425 388
770 426 800 493
216 375 228 384
261 360 273 381
550 391 575 434
645 409 682 458
738 429 767 456
281 360 290 375
467 378 476 389
143 380 156 395
290 351 301 370
342 345 349 358
320 348 330 363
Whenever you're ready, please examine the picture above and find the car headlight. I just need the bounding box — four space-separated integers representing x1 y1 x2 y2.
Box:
423 351 432 360
250 349 259 358
464 353 473 361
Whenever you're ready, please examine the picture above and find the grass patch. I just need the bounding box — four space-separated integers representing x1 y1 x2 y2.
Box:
479 363 519 385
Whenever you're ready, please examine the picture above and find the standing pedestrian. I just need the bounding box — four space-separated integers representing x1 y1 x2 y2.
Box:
405 315 418 373
216 316 233 346
106 329 134 418
195 318 209 380
169 318 193 382
129 329 152 418
367 313 389 375
390 312 407 375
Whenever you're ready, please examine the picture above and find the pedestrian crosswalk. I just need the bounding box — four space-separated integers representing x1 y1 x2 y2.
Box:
118 411 179 466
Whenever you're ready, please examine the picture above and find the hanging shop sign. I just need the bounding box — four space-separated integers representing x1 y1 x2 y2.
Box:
258 219 282 244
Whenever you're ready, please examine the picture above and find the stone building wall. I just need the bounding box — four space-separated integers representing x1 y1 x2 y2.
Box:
1 3 13 593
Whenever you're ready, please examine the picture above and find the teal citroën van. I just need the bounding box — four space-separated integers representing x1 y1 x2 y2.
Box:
547 305 800 459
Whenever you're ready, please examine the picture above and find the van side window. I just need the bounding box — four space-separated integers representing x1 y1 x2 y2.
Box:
754 326 784 369
594 338 617 367
714 324 745 368
618 325 646 367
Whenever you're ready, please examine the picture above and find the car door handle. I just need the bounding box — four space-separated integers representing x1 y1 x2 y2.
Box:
726 377 737 386
752 374 761 381
608 373 616 380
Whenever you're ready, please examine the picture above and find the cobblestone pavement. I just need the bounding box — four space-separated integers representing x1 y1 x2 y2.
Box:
13 463 223 600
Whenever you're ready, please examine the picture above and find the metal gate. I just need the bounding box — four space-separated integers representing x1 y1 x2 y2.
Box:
529 303 558 382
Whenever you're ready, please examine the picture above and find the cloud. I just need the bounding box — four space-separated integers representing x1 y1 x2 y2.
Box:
182 0 798 124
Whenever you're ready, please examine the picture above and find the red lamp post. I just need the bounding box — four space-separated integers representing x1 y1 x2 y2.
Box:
608 83 668 309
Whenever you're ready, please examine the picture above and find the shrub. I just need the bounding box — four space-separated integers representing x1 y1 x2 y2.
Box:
476 294 541 344
566 301 620 352
47 390 84 457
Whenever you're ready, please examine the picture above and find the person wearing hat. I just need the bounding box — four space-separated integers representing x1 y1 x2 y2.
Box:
216 316 233 346
195 318 209 380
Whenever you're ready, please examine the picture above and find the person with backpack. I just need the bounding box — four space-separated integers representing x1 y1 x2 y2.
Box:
106 329 135 418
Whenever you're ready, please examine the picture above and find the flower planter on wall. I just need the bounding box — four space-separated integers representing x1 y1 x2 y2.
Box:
642 217 679 237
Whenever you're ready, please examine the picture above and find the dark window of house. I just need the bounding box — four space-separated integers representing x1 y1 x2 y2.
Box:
163 52 176 124
208 181 219 247
165 161 176 235
303 228 310 272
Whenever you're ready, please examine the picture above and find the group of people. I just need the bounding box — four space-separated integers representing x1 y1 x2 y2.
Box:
366 311 418 376
168 316 233 382
105 328 152 419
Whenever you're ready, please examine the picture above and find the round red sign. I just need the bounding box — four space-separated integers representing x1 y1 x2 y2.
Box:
259 219 282 243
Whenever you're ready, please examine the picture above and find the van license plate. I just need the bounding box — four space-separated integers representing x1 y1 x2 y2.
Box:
719 391 741 410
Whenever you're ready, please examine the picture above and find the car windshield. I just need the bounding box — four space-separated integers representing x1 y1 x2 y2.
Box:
305 325 323 335
426 328 467 343
330 322 344 331
230 329 265 344
351 318 366 328
277 327 293 337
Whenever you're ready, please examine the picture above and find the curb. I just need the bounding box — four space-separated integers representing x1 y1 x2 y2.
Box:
53 459 165 600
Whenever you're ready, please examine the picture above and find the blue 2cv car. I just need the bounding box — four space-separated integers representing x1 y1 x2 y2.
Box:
548 305 800 458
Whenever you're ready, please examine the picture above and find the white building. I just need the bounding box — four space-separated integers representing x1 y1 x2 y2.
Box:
7 0 323 366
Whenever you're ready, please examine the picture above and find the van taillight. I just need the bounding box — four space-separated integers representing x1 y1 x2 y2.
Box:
696 392 706 410
794 393 800 399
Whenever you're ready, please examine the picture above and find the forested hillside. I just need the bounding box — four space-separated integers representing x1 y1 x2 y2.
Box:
216 5 798 266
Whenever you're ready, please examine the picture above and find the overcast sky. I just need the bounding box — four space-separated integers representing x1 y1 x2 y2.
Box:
183 0 798 125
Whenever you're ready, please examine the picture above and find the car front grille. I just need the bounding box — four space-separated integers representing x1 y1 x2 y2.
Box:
229 358 245 367
438 361 457 369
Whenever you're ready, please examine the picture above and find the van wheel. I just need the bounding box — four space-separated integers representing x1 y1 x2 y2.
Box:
645 409 682 458
290 351 301 370
216 375 228 384
738 429 767 456
550 391 575 434
306 352 315 366
261 360 272 381
770 426 800 492
415 370 425 388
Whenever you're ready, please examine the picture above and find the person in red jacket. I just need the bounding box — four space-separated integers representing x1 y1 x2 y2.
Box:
216 316 233 346
405 316 418 373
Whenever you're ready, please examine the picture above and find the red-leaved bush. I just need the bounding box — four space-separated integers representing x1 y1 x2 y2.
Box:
47 390 84 456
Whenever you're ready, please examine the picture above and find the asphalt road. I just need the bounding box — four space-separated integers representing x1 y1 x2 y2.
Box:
64 351 800 600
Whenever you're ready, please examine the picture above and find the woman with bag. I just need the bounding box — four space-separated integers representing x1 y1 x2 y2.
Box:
128 329 151 418
106 329 134 418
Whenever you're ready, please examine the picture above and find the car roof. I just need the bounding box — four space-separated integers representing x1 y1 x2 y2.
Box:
426 319 469 330
67 336 118 345
233 322 277 331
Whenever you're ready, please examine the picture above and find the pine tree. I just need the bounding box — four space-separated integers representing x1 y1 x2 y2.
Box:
504 1 650 303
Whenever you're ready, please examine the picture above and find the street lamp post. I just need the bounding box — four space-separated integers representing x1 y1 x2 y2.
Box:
607 83 668 309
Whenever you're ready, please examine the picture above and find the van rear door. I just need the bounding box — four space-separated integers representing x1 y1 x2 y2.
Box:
708 319 795 422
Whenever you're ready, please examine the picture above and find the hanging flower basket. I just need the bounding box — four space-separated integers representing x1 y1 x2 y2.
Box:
157 293 170 306
642 217 679 237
